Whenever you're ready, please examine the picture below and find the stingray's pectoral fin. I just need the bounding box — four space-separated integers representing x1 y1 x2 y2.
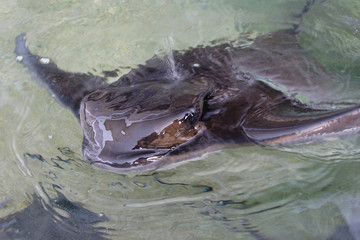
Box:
14 33 108 118
242 105 360 145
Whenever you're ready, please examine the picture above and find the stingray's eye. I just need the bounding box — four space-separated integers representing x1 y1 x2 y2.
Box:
184 109 201 127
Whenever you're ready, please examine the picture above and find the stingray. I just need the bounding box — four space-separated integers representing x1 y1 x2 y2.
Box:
14 23 360 171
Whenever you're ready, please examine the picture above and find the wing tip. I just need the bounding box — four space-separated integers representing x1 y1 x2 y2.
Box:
14 33 30 57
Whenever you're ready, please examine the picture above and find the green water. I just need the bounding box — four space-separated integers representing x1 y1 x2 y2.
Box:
1 0 360 239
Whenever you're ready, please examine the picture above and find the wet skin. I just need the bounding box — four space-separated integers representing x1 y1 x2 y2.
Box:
14 29 360 171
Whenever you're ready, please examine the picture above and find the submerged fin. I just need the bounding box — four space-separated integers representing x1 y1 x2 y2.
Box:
232 29 338 102
243 103 360 145
14 33 108 118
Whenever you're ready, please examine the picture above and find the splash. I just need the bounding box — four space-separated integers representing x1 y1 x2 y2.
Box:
159 35 182 81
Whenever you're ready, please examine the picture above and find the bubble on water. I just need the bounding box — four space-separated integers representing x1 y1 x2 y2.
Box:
16 55 23 62
40 57 50 64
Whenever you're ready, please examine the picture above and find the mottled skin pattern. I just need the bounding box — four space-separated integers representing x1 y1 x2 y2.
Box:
14 27 360 171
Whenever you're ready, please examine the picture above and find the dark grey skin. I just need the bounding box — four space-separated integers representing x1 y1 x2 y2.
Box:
14 28 360 171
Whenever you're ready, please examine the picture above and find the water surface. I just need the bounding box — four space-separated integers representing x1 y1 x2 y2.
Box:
1 0 360 239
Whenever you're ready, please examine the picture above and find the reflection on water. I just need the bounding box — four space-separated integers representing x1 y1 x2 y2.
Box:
1 0 360 239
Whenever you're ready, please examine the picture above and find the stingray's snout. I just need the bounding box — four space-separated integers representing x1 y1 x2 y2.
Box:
79 84 206 169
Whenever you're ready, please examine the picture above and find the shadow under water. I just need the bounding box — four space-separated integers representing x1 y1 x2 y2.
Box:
0 187 109 240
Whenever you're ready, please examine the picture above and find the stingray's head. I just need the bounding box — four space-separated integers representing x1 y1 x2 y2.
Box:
79 81 208 170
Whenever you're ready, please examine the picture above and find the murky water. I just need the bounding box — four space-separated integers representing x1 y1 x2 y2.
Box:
1 0 360 239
